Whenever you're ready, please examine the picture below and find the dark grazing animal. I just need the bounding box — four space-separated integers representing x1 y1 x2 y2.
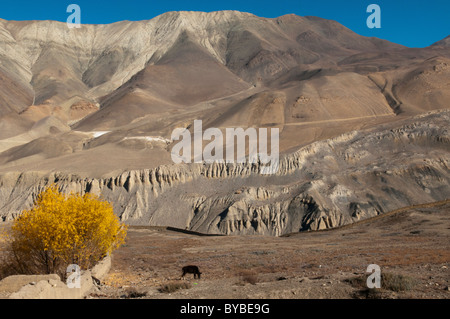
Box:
181 265 202 279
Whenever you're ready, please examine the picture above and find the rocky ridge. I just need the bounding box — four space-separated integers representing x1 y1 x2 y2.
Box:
1 110 448 235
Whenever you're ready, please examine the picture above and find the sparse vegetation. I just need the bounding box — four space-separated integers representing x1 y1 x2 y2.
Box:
159 281 191 293
1 185 127 279
381 272 417 292
237 269 258 285
346 272 418 298
121 287 147 298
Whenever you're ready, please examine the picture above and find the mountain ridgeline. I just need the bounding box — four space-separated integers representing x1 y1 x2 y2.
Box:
0 11 449 235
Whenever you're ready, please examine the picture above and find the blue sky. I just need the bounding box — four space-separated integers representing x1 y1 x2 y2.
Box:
0 0 448 48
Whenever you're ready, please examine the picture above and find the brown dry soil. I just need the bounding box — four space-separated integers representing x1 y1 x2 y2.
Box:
92 201 450 299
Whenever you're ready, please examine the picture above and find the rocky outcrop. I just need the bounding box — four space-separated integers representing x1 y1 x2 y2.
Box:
0 110 449 235
7 271 93 299
0 255 111 299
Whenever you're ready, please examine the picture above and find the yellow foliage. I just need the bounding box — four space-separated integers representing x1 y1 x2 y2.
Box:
8 185 127 276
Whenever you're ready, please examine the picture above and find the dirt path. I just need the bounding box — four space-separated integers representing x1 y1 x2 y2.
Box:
283 113 396 127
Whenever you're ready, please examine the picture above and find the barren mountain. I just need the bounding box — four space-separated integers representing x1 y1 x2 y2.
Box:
432 35 450 47
0 11 448 234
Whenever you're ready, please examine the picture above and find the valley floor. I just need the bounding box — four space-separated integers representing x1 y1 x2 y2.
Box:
93 201 450 299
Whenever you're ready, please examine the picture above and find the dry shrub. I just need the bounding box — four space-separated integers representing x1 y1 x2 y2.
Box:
122 287 147 298
381 273 417 292
159 281 191 293
238 269 258 285
346 272 417 298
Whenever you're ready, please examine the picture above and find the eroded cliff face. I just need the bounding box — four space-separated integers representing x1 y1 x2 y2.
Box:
1 110 449 235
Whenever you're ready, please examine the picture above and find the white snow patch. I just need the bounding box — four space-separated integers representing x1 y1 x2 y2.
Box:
122 136 171 144
91 131 111 138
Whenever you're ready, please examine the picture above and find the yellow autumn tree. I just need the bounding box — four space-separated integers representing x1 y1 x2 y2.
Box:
5 185 127 278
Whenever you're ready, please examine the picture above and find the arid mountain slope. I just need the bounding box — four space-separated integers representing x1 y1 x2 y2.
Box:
0 110 449 236
0 11 448 234
432 35 450 47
